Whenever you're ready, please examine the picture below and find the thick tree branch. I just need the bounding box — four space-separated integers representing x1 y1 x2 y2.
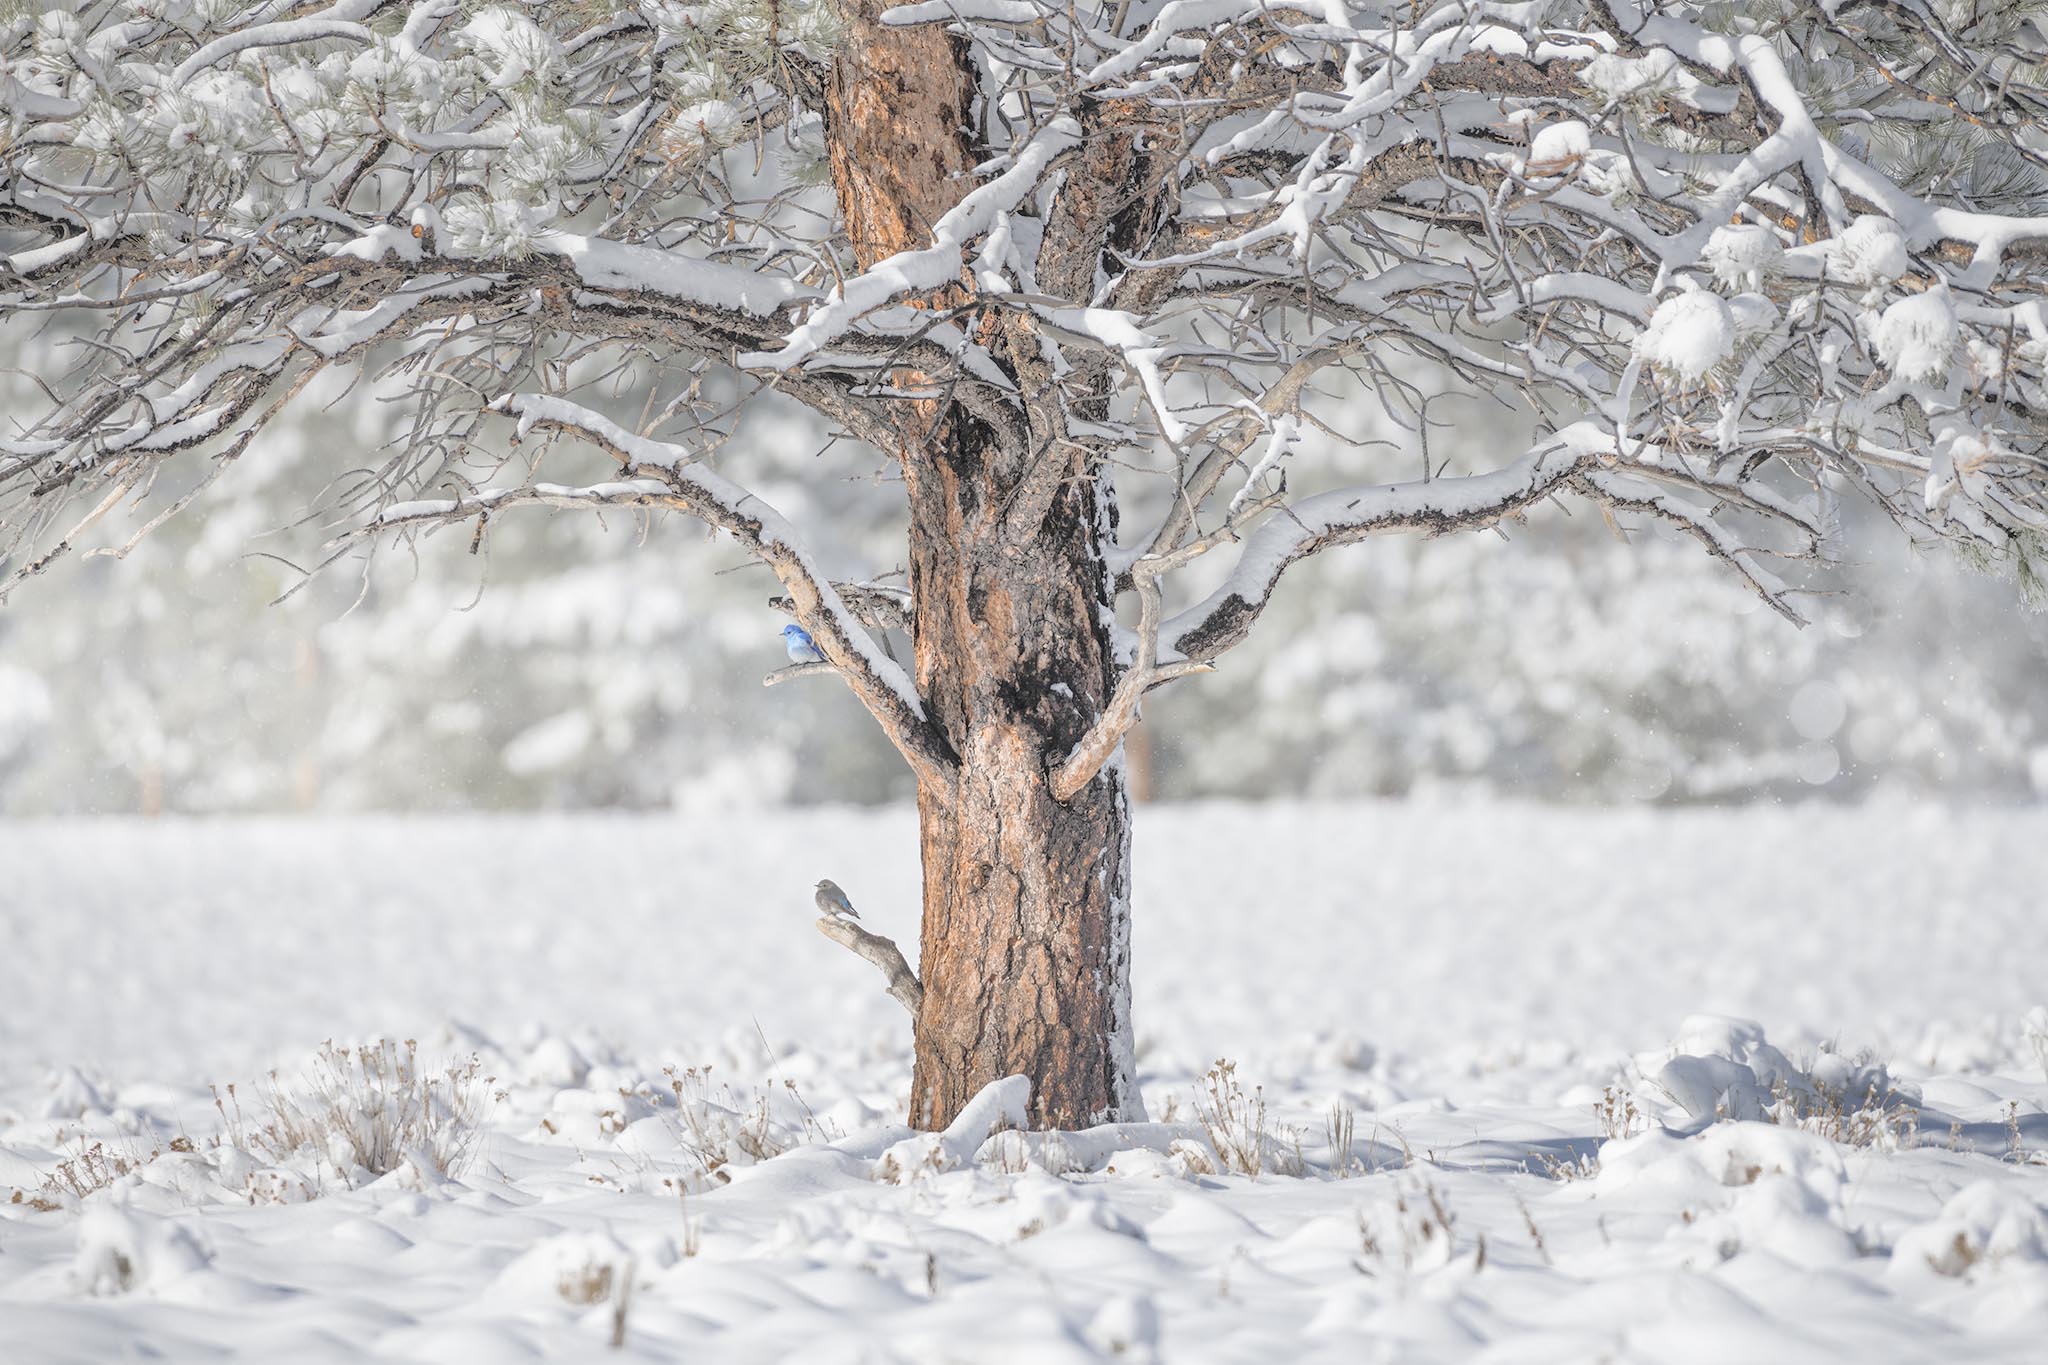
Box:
1165 427 1613 663
815 916 924 1015
768 584 912 634
492 395 960 790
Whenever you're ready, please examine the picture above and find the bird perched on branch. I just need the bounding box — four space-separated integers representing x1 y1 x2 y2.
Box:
814 879 860 921
781 623 825 664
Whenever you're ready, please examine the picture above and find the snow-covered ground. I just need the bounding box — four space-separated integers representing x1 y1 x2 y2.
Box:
4 802 2047 1362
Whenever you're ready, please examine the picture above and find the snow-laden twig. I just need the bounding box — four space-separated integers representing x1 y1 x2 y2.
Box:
1165 426 1612 663
747 118 1083 371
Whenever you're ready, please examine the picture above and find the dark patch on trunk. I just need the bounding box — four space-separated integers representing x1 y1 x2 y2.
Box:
907 473 1137 1129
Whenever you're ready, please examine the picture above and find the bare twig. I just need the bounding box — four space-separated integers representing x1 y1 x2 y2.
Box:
764 661 841 686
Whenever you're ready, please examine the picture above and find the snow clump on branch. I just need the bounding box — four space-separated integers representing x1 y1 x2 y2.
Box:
1637 286 1736 387
1873 288 1959 385
1703 225 1785 294
1831 216 1913 287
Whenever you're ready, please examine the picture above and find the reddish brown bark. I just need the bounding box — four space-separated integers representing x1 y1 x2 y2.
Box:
824 1 1142 1130
901 419 1139 1130
824 0 977 278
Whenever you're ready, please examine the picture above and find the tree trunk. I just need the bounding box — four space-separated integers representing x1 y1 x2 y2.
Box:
825 0 1142 1130
902 422 1143 1131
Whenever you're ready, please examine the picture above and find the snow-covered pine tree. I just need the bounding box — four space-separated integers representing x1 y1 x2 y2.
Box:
3 0 2046 1126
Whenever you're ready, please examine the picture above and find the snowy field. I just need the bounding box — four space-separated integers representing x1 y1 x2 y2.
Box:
4 802 2048 1362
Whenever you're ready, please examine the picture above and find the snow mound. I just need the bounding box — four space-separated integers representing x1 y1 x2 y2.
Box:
72 1204 211 1296
1085 1293 1160 1362
39 1066 110 1121
521 1034 590 1088
975 1120 1214 1177
1626 1014 1915 1138
1890 1181 2048 1283
488 1230 642 1308
873 1074 1032 1183
1596 1121 1861 1267
1630 1014 1801 1126
1599 1116 1845 1191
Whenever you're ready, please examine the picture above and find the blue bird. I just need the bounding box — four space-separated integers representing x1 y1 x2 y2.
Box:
781 623 826 664
814 879 860 921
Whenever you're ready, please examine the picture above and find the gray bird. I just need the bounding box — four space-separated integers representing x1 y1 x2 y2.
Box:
814 879 860 921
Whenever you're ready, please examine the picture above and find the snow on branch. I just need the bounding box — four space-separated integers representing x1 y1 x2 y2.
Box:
745 118 1082 371
1163 426 1616 663
169 8 384 86
4 0 2048 710
489 395 958 790
346 478 683 535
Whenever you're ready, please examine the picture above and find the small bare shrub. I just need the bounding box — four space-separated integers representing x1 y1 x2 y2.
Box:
1767 1078 1918 1152
1595 1086 1645 1141
1194 1060 1267 1177
1327 1104 1360 1178
9 1137 193 1212
1355 1180 1462 1274
2003 1101 2048 1166
1166 1138 1217 1177
559 1260 617 1306
1535 1150 1601 1182
1192 1060 1301 1178
229 1040 486 1184
661 1066 795 1182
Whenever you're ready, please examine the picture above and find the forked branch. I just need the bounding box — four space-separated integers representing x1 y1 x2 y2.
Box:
1048 500 1282 801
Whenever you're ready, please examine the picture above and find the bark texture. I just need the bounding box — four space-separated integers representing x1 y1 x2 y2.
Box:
824 0 1142 1130
823 0 978 277
901 423 1141 1130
